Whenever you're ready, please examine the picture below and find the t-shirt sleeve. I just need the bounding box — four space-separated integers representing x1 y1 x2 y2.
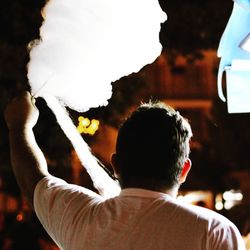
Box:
207 213 246 250
33 175 103 249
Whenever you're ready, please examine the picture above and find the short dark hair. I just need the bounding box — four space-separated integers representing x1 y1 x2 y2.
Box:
115 101 192 189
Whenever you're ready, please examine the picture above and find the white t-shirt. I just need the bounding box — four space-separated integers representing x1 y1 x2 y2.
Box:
34 176 246 250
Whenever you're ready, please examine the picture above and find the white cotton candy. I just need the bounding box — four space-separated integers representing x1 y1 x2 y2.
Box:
27 0 166 197
28 0 167 111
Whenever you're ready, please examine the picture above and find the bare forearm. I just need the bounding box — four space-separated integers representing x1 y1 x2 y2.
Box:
9 127 49 205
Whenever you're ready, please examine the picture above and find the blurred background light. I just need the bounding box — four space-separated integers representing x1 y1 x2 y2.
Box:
77 116 100 136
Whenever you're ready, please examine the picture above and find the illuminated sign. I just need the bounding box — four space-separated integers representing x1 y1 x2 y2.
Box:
217 0 250 113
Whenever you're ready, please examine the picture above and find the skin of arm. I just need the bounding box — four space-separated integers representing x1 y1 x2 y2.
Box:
4 91 50 206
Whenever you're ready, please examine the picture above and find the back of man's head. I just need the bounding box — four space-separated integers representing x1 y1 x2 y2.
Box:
115 101 192 190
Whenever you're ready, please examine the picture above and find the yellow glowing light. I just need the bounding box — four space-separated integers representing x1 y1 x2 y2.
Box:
81 118 91 127
77 116 100 135
88 128 95 136
83 127 89 134
78 116 84 122
91 119 100 130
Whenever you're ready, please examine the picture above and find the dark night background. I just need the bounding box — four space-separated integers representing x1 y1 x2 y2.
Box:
0 0 250 249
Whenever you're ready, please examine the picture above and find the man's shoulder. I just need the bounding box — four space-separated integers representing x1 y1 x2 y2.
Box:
174 201 245 249
166 197 231 225
34 175 104 209
169 198 240 233
35 175 99 196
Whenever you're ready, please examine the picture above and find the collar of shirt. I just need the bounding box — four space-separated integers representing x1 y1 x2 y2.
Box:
119 188 173 200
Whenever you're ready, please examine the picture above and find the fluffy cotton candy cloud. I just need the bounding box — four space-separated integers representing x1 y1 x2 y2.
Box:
27 0 166 197
28 0 167 111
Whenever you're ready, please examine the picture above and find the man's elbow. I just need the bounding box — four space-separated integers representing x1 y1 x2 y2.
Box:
17 172 48 208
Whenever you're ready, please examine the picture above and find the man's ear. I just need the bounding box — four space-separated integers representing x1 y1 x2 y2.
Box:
179 158 191 184
111 153 121 178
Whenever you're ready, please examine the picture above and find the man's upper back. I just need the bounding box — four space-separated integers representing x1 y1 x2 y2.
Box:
34 176 245 250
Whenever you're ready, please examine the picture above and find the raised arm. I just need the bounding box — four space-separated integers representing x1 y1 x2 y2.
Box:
4 91 49 205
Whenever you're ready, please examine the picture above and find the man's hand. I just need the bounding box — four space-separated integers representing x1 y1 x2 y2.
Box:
4 91 39 130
